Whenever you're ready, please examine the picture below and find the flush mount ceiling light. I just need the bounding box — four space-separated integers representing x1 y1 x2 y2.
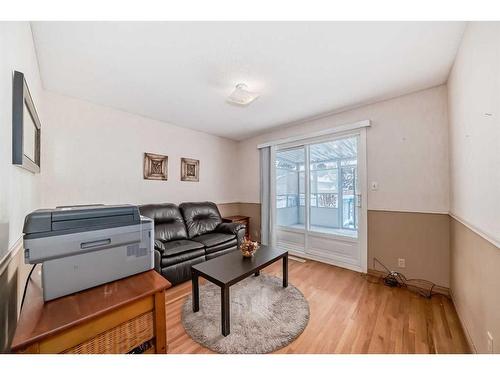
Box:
226 83 259 106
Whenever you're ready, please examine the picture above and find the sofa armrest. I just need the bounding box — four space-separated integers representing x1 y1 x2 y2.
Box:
216 222 246 248
216 222 245 235
153 249 162 274
154 239 166 253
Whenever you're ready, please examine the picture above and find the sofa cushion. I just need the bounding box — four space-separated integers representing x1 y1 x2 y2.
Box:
139 203 188 242
161 239 204 257
159 239 205 268
205 246 237 260
179 202 222 238
160 247 205 267
205 237 237 254
192 232 236 253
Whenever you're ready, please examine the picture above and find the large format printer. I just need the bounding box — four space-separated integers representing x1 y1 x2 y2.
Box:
23 204 154 301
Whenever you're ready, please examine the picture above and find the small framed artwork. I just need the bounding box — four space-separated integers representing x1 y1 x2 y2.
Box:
144 153 168 180
12 71 41 173
181 158 200 182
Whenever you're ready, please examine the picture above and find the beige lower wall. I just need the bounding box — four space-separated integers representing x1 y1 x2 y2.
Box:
238 203 261 241
227 204 451 288
450 217 500 353
368 210 450 288
217 202 261 241
217 203 241 218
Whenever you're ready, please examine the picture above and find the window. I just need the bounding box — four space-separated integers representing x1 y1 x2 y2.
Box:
310 160 339 209
275 147 305 228
275 136 358 237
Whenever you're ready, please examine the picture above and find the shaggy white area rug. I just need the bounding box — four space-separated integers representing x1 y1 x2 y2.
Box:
181 274 310 353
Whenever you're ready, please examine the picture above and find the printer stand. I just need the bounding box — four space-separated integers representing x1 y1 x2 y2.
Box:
11 270 171 354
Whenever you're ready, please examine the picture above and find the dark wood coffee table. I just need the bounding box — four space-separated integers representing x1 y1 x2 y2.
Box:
191 245 288 336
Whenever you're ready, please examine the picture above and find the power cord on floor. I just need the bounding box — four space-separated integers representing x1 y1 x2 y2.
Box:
20 264 37 311
363 258 436 299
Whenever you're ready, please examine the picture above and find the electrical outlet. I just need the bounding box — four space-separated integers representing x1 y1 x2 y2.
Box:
371 181 379 191
398 258 406 268
487 331 494 353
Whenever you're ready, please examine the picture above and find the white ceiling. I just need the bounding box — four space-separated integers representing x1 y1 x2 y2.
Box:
31 22 466 140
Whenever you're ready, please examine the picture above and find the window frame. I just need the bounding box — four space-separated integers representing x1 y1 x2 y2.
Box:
275 135 359 237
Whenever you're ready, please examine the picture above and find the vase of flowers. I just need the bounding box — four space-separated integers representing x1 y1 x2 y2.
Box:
240 238 260 258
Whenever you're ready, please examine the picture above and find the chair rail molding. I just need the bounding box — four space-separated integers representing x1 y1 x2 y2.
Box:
449 212 500 249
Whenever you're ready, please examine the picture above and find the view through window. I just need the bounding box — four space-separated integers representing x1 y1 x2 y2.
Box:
275 136 358 237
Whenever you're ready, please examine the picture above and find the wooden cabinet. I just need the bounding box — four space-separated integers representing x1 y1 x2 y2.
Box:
11 270 171 354
222 215 250 239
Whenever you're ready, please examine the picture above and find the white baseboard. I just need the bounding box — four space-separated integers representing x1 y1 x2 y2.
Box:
289 255 306 263
289 250 363 273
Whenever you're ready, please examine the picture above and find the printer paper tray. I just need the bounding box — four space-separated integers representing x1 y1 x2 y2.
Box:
24 223 143 263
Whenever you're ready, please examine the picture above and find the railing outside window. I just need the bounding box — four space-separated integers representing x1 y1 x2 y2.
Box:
276 193 339 208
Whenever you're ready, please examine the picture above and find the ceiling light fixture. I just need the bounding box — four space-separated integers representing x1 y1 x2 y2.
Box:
226 83 259 106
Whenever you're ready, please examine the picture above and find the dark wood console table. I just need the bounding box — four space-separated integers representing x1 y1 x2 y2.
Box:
11 270 171 354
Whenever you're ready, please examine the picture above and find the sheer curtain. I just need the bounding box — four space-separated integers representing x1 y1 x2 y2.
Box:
259 147 272 245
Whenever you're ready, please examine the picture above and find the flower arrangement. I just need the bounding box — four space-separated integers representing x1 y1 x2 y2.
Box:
240 238 260 258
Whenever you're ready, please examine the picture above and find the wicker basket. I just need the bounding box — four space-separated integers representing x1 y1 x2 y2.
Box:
64 312 154 354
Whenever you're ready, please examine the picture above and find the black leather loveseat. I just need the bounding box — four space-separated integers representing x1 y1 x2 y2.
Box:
139 202 245 285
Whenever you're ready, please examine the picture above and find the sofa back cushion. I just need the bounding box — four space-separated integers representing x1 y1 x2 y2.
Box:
139 203 188 242
179 202 222 238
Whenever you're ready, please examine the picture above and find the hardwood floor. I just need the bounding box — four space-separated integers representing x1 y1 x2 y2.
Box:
165 258 470 354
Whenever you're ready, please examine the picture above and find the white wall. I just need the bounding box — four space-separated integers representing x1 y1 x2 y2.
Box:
237 85 450 214
448 22 500 244
448 22 500 354
41 92 240 208
0 22 44 258
0 22 45 353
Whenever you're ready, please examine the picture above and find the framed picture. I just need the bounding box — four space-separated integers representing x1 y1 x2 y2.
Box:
181 158 200 182
144 153 168 180
12 71 41 173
